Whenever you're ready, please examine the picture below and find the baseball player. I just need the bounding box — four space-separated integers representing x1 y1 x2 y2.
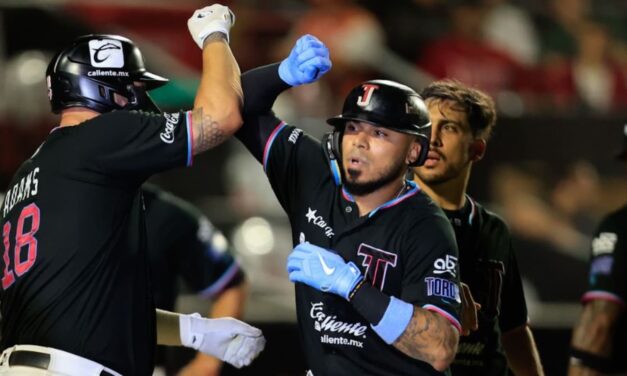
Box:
238 35 462 375
569 125 627 375
142 184 247 376
412 80 544 375
0 5 264 375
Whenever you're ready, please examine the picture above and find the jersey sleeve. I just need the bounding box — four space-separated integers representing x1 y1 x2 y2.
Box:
253 119 328 215
84 110 193 179
176 214 244 298
400 213 462 332
582 210 626 306
143 186 244 304
498 244 529 332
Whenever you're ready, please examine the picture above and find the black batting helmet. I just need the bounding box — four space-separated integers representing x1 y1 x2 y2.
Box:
46 34 168 114
326 79 431 166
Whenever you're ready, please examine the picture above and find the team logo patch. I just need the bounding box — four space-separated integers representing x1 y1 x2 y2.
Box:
357 243 397 290
160 113 181 144
88 39 124 68
433 255 457 277
356 84 379 107
425 277 461 302
590 255 614 276
592 232 617 256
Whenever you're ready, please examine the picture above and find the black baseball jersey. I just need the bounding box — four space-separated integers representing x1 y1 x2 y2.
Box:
142 185 244 370
142 184 244 311
442 197 528 375
0 110 193 375
581 204 627 371
241 117 461 375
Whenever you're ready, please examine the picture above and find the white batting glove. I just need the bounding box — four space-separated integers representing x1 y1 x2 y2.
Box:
179 313 265 368
188 4 235 49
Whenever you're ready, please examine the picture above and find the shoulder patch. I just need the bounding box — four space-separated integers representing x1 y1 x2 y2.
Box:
592 232 617 256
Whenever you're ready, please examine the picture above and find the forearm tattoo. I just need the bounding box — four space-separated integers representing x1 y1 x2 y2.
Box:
192 107 226 153
394 309 457 364
572 300 621 354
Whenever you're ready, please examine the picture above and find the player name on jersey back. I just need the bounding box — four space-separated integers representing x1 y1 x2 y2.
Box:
3 167 40 217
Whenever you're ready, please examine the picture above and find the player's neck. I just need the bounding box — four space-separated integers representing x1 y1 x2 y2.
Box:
353 179 406 217
414 168 471 211
59 108 99 127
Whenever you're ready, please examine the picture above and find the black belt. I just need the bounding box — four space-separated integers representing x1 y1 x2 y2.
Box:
8 350 117 376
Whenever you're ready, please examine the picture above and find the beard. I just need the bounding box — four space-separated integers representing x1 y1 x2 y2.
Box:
415 168 457 186
415 158 466 186
343 156 408 196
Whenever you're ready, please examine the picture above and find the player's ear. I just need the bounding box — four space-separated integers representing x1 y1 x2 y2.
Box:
406 140 421 165
469 138 486 162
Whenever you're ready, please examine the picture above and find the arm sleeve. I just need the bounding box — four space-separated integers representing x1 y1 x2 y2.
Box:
236 63 329 214
236 63 291 162
401 214 462 331
499 245 530 332
85 110 192 180
582 211 626 306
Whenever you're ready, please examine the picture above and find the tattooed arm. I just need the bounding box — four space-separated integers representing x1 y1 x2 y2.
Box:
191 33 243 154
568 300 623 375
393 308 459 371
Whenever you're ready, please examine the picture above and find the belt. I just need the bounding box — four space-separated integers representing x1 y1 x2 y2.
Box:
1 346 120 376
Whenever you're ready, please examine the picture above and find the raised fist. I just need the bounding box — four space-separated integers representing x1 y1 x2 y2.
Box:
188 4 235 49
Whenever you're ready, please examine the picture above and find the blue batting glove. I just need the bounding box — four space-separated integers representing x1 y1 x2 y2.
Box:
287 242 362 300
278 34 332 86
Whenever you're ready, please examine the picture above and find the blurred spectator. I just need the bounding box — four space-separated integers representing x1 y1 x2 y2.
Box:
550 161 602 235
274 0 432 125
481 0 540 66
537 0 590 61
359 0 448 63
417 0 529 109
489 163 589 303
540 21 627 113
0 52 55 188
275 0 382 105
0 50 52 126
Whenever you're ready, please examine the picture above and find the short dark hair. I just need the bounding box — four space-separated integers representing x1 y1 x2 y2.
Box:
420 79 497 140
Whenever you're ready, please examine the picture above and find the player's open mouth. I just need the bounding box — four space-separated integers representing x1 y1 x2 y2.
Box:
348 157 365 167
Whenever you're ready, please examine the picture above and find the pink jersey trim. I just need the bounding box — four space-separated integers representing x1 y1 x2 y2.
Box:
263 121 287 172
581 290 625 306
422 304 462 333
186 111 194 166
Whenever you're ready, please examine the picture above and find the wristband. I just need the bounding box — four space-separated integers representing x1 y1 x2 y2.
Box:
570 347 616 373
350 282 389 324
371 297 414 344
348 279 366 301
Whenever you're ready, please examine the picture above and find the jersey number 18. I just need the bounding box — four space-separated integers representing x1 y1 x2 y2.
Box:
2 203 40 290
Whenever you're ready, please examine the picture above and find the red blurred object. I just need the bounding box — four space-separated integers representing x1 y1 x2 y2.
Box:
418 35 529 97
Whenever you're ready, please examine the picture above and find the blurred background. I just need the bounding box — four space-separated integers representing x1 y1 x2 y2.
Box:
1 0 626 374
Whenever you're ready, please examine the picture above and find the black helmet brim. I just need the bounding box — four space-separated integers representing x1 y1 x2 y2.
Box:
137 71 169 89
